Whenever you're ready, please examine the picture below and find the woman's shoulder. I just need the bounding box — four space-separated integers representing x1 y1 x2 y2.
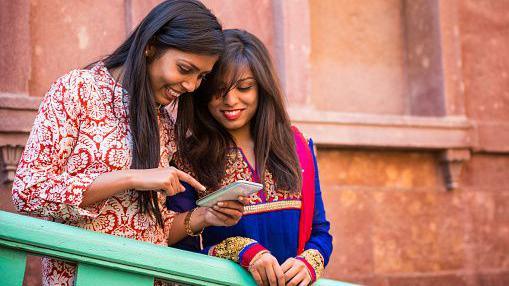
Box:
290 125 311 144
290 125 318 162
54 66 98 87
47 63 114 105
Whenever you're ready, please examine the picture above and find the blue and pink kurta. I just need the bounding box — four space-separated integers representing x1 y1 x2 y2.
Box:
167 128 332 282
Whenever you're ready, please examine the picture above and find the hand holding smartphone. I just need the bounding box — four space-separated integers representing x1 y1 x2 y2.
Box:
196 180 263 207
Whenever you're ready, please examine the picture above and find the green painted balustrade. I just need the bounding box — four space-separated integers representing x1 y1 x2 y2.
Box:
0 210 356 286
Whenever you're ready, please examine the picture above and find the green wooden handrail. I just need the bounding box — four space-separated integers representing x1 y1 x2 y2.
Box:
0 210 356 286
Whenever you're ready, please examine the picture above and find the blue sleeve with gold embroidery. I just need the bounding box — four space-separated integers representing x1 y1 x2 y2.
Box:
303 139 333 266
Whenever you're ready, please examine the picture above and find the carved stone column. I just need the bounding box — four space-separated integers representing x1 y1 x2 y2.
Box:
0 145 24 185
440 149 471 190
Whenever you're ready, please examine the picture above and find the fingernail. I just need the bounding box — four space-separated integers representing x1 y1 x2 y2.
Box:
217 202 224 206
212 205 219 210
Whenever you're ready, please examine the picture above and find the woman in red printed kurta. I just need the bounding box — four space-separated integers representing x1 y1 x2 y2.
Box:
13 61 179 285
11 1 244 285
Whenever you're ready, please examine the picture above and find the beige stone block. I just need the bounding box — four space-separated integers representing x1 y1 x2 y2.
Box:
317 150 440 190
309 0 406 115
460 0 509 122
461 154 509 190
0 0 30 94
30 0 126 97
202 0 275 56
371 191 465 273
322 189 374 277
468 192 509 270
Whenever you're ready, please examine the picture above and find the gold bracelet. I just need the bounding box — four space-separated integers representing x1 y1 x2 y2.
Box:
184 208 204 237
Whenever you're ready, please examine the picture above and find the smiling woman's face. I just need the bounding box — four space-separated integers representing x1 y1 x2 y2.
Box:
208 65 259 135
148 48 218 105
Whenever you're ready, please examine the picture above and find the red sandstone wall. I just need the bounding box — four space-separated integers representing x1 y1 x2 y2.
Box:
1 1 508 286
309 0 406 115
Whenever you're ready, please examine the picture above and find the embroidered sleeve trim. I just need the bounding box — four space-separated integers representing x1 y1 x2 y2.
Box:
73 172 106 218
295 256 316 282
239 243 268 268
208 237 257 263
243 200 301 215
297 249 324 282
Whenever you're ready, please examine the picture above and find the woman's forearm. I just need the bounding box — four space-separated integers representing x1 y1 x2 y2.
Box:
168 208 208 245
80 169 136 207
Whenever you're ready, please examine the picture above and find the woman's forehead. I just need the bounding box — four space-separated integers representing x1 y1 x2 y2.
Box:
220 63 253 83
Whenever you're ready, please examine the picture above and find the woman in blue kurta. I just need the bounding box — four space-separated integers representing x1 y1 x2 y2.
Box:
167 29 333 286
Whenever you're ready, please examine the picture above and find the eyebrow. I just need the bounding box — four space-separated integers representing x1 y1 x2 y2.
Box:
237 77 255 82
179 60 211 74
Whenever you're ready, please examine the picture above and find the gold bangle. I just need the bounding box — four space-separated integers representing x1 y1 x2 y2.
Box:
184 208 203 237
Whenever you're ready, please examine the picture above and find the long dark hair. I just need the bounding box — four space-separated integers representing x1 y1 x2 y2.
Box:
102 0 224 227
176 29 302 193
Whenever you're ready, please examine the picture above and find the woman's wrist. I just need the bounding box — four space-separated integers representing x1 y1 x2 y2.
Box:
247 250 270 269
124 169 139 189
189 207 209 232
296 249 324 282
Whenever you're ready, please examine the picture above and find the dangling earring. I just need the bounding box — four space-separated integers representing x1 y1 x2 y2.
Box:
145 46 154 58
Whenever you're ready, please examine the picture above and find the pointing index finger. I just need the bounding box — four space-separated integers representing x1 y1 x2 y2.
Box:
176 169 206 192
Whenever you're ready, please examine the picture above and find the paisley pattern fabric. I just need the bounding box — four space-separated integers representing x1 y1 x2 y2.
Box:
12 62 176 286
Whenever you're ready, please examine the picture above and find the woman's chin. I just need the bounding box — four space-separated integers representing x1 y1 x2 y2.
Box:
222 122 249 134
155 97 174 106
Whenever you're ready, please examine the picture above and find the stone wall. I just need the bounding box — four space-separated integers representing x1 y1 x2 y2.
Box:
0 1 508 285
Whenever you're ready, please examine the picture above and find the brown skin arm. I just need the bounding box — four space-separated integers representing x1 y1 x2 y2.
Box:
80 167 206 207
167 200 245 245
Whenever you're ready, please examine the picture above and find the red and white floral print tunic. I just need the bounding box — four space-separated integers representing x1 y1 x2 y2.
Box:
12 62 176 285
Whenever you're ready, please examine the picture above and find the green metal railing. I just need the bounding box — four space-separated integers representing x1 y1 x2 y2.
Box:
0 210 355 285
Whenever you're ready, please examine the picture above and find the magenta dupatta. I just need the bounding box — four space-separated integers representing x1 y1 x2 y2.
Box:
291 126 316 254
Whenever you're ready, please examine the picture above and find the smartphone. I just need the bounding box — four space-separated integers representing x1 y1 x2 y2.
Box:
196 180 263 207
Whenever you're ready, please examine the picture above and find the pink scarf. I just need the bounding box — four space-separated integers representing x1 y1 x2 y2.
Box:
291 126 316 254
